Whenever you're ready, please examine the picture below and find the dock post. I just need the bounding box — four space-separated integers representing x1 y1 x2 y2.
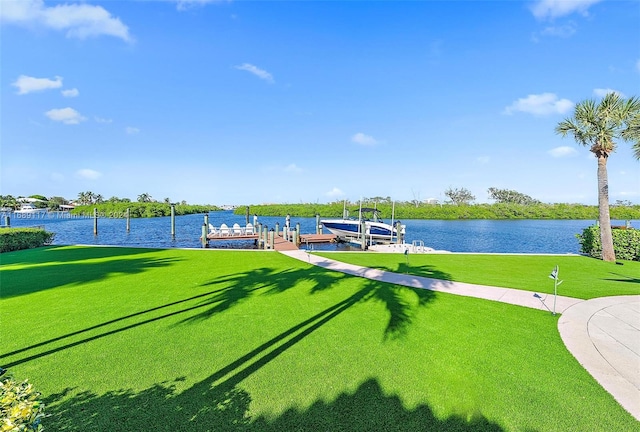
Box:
316 214 320 234
201 223 208 248
126 208 130 232
296 222 300 239
263 225 269 250
361 220 366 250
171 204 176 237
93 208 98 235
396 221 403 244
246 206 250 225
269 228 275 249
292 229 298 246
275 222 280 237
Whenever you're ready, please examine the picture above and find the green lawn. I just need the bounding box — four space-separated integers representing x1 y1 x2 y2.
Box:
313 252 640 299
1 246 637 431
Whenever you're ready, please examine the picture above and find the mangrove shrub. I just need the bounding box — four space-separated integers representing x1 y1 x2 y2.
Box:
0 228 55 253
577 226 640 261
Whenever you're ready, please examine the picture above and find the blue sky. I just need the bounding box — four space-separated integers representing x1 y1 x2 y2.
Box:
1 0 639 206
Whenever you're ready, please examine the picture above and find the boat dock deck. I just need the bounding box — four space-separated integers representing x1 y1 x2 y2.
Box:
205 232 337 251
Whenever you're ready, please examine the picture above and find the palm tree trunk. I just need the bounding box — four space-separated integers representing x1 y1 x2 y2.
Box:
597 154 616 262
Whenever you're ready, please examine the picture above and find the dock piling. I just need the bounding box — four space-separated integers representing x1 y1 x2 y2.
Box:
171 204 176 237
126 208 130 232
201 224 208 248
93 208 98 235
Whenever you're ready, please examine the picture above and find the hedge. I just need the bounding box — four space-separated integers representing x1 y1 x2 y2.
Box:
0 228 55 253
576 226 640 261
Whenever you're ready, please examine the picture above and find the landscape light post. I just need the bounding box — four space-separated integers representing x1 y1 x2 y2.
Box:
549 265 563 316
533 265 563 315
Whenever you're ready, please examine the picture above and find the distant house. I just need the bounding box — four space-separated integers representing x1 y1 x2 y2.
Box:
424 198 439 205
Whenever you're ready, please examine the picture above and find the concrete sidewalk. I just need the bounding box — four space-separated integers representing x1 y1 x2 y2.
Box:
280 250 640 421
280 250 583 313
559 296 640 421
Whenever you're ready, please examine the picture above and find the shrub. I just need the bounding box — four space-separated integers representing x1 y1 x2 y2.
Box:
0 228 55 253
577 226 640 261
0 372 45 431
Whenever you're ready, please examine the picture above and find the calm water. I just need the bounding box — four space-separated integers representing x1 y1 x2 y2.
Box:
3 210 636 254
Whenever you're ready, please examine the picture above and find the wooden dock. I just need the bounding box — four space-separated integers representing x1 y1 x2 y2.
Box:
205 232 336 251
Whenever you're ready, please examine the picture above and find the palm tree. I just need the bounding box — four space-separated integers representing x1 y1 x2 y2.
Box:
137 193 152 203
555 92 640 262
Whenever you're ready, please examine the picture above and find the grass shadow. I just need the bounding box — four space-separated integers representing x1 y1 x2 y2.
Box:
605 272 640 284
44 377 503 431
0 248 179 299
0 245 162 265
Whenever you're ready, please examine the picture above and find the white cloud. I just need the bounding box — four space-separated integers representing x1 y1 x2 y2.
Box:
530 0 602 20
45 107 86 124
326 187 344 198
0 0 132 42
593 88 626 98
235 63 274 83
95 116 112 124
125 126 140 134
351 132 378 146
175 0 224 11
12 75 62 94
548 146 578 157
61 88 79 98
540 22 577 38
503 93 574 116
284 163 303 173
76 168 102 180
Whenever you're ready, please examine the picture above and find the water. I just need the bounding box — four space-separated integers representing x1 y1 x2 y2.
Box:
2 210 636 254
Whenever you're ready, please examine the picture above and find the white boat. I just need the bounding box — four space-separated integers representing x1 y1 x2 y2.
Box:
321 203 405 245
14 202 48 214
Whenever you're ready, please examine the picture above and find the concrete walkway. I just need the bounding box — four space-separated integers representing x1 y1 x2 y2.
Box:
280 250 640 421
559 296 640 420
280 250 583 313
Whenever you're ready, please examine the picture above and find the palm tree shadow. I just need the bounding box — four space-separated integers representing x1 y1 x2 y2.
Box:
1 255 180 299
177 265 348 324
44 378 504 431
605 272 640 284
395 262 453 281
178 262 437 340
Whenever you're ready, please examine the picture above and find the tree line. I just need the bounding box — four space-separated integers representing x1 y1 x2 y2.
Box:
234 202 639 221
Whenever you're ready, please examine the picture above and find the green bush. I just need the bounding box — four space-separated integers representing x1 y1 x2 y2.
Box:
0 228 55 253
0 372 45 431
576 226 640 261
